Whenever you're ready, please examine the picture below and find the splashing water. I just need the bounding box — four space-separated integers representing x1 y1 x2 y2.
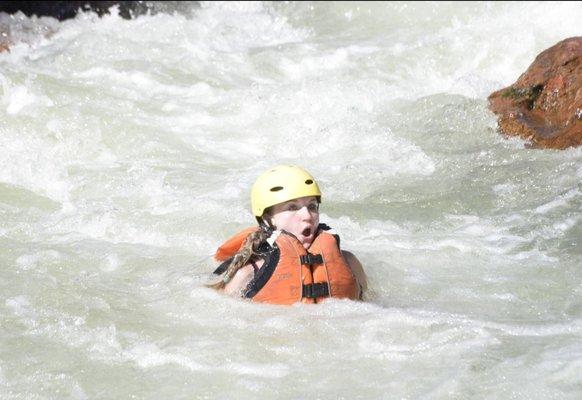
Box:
1 2 581 399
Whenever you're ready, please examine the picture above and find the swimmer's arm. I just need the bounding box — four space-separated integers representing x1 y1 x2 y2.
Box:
342 250 368 294
223 265 254 297
222 258 265 297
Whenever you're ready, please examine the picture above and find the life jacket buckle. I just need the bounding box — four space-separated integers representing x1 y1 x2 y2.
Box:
300 253 323 265
302 282 330 298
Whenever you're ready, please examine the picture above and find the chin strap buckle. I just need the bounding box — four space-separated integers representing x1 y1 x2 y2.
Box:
300 253 323 265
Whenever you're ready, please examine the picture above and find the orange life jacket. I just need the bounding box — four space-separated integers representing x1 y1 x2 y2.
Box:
213 225 360 305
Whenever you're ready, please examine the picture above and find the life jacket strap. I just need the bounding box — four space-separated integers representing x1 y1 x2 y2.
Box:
300 253 323 265
302 282 330 298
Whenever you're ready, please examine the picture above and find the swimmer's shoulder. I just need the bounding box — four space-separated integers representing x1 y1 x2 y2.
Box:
342 250 367 293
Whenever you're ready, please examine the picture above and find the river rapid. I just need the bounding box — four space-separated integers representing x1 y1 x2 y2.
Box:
1 2 581 399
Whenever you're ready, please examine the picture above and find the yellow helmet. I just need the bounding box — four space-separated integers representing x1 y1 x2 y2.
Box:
251 165 321 218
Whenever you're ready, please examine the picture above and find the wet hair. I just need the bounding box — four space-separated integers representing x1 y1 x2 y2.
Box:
208 212 273 291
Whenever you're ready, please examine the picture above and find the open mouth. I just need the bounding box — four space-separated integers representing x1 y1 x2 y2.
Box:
301 227 312 237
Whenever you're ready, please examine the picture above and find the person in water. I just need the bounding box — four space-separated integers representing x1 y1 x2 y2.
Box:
209 165 367 304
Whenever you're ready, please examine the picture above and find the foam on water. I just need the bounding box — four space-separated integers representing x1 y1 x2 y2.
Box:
1 1 582 399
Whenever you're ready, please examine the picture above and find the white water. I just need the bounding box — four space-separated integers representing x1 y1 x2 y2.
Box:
1 2 581 399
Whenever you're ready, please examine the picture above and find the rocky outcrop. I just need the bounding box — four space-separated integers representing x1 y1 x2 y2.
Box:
0 2 146 53
0 2 146 20
488 37 582 149
0 2 197 53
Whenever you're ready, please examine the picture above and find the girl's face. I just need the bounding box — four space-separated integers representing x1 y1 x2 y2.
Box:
268 196 320 249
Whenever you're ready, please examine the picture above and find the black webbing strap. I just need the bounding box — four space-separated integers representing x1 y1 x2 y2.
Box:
302 282 330 298
213 258 232 275
300 253 323 265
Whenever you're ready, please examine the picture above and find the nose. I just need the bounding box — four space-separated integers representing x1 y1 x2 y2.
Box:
297 205 312 220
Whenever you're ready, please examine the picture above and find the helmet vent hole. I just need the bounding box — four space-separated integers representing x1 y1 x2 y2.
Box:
270 186 284 192
305 180 313 185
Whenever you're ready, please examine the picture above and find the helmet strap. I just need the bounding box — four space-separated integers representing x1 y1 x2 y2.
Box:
257 206 275 230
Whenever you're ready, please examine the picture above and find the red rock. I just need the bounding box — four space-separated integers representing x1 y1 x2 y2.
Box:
488 37 582 149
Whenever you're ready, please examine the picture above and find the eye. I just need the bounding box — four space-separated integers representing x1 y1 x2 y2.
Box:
287 204 299 211
307 203 319 212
